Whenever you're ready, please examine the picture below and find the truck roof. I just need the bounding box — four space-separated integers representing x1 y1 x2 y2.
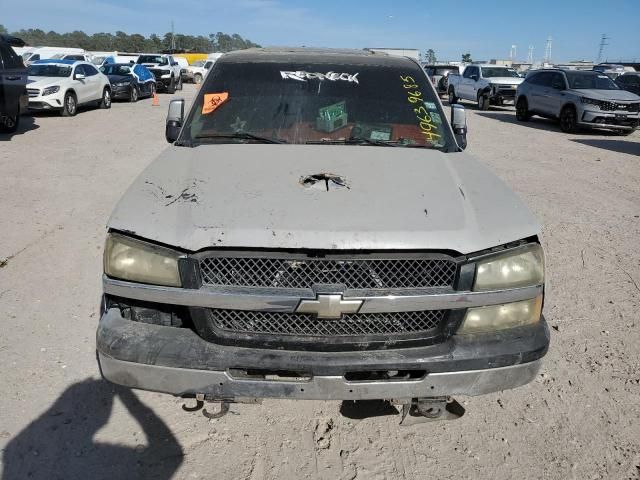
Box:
218 47 420 68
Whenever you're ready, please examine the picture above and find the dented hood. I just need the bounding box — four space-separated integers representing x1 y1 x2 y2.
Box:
108 145 539 254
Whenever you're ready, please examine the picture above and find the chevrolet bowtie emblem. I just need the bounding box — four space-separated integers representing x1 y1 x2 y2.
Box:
296 294 363 319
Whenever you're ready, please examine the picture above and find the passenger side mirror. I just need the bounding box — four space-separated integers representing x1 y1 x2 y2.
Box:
74 73 86 80
552 81 564 90
470 74 479 81
450 104 467 150
166 98 185 143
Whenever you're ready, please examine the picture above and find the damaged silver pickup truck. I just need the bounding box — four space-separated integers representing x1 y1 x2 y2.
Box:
97 48 549 422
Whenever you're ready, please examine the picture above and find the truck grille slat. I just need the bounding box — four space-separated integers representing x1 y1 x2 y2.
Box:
199 256 457 289
210 309 446 337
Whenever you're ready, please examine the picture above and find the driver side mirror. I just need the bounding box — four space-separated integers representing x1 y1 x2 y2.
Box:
552 81 564 90
470 74 479 81
450 104 468 150
74 73 86 80
166 98 185 143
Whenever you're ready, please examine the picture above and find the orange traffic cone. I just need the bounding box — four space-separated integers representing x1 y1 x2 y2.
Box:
152 92 159 107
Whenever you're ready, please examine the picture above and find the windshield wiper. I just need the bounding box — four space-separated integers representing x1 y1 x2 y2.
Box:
193 133 285 144
304 138 444 149
305 138 400 147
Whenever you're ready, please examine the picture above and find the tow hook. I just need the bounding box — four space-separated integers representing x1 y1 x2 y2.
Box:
181 394 261 419
397 397 465 426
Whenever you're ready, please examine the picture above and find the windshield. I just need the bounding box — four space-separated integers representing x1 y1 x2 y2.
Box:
191 60 205 67
28 64 72 77
434 68 454 75
138 55 166 65
481 67 520 78
180 60 453 151
101 64 132 75
566 71 620 90
92 56 106 65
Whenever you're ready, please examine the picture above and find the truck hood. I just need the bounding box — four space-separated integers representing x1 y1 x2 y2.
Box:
108 145 540 254
567 88 640 102
487 77 524 86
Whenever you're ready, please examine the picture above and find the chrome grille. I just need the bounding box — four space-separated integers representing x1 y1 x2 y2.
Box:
210 309 446 336
199 255 457 289
600 101 640 112
27 88 39 98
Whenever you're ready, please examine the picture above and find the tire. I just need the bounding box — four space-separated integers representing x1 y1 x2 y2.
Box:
194 73 203 84
559 105 579 133
167 76 176 94
448 87 458 104
515 97 531 121
0 113 19 133
477 93 490 110
61 91 77 117
129 85 139 103
99 88 112 109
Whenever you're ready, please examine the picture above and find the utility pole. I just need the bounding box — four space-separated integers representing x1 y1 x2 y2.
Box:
510 45 517 60
596 34 609 63
527 45 534 64
544 36 552 64
170 20 176 51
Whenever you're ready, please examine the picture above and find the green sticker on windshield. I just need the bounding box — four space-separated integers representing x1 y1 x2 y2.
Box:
430 112 442 124
424 101 437 110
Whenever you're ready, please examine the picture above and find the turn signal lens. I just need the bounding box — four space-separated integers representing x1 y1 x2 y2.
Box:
458 296 543 334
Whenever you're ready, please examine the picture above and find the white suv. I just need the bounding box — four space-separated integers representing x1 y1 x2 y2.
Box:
27 59 111 116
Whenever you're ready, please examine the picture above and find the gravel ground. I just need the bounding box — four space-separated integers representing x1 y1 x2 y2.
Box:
1 85 639 480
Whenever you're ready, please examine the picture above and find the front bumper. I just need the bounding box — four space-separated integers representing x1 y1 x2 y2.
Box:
97 307 549 400
580 108 639 130
28 95 64 110
111 84 132 99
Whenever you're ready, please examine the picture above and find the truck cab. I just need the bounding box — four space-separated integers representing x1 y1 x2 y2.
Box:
136 54 183 93
448 64 523 110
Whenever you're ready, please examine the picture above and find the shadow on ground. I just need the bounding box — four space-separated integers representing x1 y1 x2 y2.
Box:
474 111 561 132
0 115 39 141
339 400 399 419
2 378 183 480
571 138 640 156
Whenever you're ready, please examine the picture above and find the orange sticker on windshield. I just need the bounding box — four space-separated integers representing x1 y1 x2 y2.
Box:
202 92 229 114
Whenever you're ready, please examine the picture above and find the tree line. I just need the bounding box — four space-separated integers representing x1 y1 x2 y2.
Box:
0 25 260 53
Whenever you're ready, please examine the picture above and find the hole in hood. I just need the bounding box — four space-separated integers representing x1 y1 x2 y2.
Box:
300 173 349 191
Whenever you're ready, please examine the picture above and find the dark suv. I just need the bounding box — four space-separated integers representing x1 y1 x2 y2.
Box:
0 34 28 134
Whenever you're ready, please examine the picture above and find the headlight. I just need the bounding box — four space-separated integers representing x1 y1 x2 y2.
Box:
473 244 544 291
580 97 601 107
42 86 60 96
104 233 182 287
113 82 129 87
458 296 543 334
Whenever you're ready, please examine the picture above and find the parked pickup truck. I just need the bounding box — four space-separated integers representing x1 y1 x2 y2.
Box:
448 64 523 110
97 48 549 423
136 54 182 93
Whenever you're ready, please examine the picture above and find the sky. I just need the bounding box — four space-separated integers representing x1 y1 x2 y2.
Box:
2 0 639 62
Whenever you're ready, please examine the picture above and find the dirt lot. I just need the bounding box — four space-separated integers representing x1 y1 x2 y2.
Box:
1 85 639 480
